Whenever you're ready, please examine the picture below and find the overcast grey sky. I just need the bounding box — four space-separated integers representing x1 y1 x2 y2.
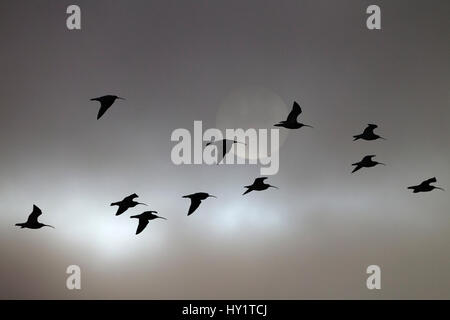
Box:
0 0 449 299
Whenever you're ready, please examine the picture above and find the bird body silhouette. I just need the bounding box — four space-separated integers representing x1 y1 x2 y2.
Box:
111 193 147 216
243 177 278 195
408 177 445 193
130 211 167 235
351 155 385 173
205 139 245 164
90 95 125 120
15 205 54 229
274 101 313 129
183 192 216 216
353 124 386 141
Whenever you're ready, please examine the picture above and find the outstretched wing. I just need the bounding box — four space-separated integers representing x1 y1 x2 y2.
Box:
286 101 302 123
423 177 437 185
363 124 377 135
124 193 138 201
217 140 235 164
362 155 374 162
136 218 149 235
254 177 268 184
27 205 42 224
97 103 112 120
187 198 202 216
115 205 129 216
352 164 363 173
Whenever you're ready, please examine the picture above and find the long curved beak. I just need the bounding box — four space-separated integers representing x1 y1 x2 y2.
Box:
117 97 126 100
269 185 279 189
158 216 168 220
379 136 387 140
435 187 445 191
303 124 314 128
378 162 386 166
137 202 148 206
209 195 217 198
44 224 55 229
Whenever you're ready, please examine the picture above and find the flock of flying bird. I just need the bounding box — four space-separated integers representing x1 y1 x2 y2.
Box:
14 96 445 235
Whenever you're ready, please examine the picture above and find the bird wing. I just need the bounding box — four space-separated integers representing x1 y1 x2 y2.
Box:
97 103 112 120
27 205 42 224
217 140 234 164
351 165 362 173
115 205 129 216
136 218 149 235
424 177 437 185
187 198 202 216
254 177 268 184
363 125 376 135
286 101 302 123
124 194 138 201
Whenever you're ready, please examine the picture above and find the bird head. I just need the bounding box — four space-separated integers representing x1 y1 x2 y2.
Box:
232 140 246 145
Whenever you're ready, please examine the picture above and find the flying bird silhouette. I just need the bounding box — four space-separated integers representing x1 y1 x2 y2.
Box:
111 193 147 216
15 205 54 229
131 211 167 235
353 124 386 141
205 139 246 164
243 177 278 195
274 101 313 129
90 95 125 120
408 177 445 193
183 192 217 216
351 155 385 173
